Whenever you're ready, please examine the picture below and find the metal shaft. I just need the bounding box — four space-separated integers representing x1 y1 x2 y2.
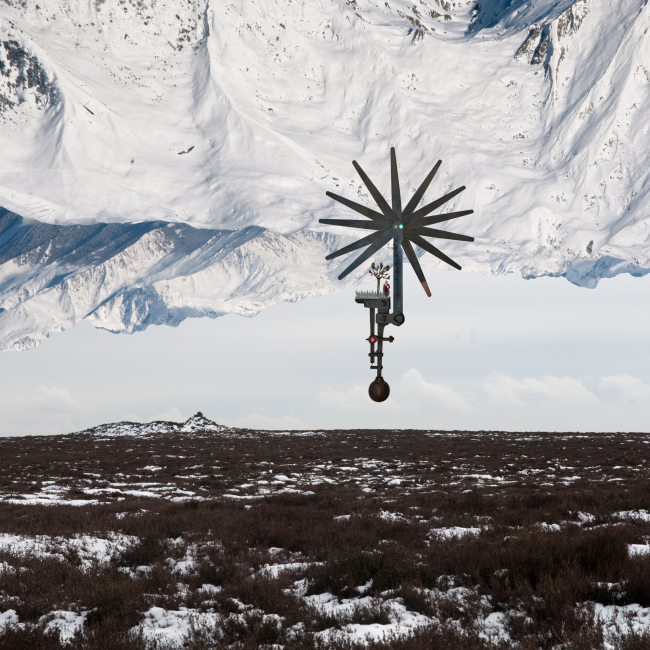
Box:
393 229 403 314
369 307 376 367
375 323 385 378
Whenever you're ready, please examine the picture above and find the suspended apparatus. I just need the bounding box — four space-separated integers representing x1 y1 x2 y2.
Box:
320 148 475 402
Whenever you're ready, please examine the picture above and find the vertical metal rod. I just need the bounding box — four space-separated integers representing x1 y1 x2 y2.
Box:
376 323 385 378
369 307 376 364
390 147 404 315
393 230 403 314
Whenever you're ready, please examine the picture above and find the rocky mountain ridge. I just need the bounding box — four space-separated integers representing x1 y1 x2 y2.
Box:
76 411 230 437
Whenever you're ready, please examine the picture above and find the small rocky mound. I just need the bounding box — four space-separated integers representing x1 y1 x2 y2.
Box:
78 412 229 437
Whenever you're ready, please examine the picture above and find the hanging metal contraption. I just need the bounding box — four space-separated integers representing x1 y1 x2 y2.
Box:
320 148 475 402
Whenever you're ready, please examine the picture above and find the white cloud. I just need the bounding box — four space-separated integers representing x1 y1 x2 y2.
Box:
233 414 309 430
318 382 406 410
318 384 372 410
33 386 86 412
599 374 650 400
318 370 470 411
121 407 185 423
151 407 185 422
398 369 473 410
483 374 595 406
0 385 89 415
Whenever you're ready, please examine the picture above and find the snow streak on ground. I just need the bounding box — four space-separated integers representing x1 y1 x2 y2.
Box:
0 532 136 570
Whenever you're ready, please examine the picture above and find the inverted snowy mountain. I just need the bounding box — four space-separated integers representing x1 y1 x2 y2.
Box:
0 0 649 350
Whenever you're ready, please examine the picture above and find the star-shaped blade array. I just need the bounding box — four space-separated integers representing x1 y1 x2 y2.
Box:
320 148 475 296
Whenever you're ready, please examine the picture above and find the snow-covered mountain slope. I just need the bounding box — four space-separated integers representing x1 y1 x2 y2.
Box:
0 207 344 350
0 0 649 350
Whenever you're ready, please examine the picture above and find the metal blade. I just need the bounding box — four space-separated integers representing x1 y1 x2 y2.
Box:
390 147 402 217
407 227 474 243
326 230 388 260
402 238 431 297
325 191 386 222
402 160 442 223
352 160 395 219
409 234 462 271
319 218 388 231
410 186 466 222
410 209 474 228
338 229 393 280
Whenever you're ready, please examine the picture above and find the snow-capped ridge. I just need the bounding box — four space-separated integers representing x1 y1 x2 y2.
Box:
180 412 225 433
78 412 230 437
0 208 345 352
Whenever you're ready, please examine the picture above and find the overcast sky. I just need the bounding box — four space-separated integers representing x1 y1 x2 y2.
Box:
1 267 650 436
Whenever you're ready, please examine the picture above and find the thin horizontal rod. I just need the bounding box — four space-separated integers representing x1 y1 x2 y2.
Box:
407 227 474 242
402 160 442 223
409 209 474 228
326 230 387 260
401 238 431 297
325 191 386 222
319 219 390 231
338 229 393 280
410 186 466 222
352 160 395 219
408 234 462 270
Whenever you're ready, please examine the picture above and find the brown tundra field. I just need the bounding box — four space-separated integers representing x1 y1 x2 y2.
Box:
1 413 650 649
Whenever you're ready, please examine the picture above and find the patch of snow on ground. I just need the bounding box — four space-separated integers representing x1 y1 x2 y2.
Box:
429 527 482 540
0 533 137 569
41 610 88 643
308 594 432 644
1 494 106 506
166 545 198 575
0 609 20 631
378 511 407 523
135 607 283 648
628 544 650 557
616 510 650 522
595 603 650 644
259 562 322 579
480 612 510 642
136 607 218 648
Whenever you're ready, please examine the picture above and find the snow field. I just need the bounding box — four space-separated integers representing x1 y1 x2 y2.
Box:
1 0 650 349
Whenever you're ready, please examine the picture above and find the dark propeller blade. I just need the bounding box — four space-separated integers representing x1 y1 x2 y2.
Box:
402 160 442 223
410 186 466 222
409 209 474 228
402 238 431 297
338 229 393 280
319 218 389 231
390 147 402 218
409 234 462 271
407 227 474 243
325 191 386 222
352 160 395 219
326 230 389 260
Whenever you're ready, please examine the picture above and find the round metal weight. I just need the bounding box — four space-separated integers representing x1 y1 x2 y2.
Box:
368 377 390 402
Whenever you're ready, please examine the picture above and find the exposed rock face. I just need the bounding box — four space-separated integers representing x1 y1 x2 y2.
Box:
0 39 58 112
